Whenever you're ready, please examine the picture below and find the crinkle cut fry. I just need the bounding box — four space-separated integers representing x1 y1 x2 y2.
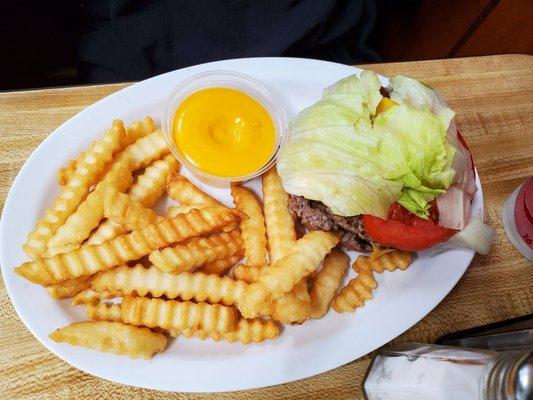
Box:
262 167 297 263
231 186 268 266
149 229 242 274
125 116 157 145
87 155 178 245
167 172 223 207
257 230 340 296
42 243 80 258
232 265 310 324
267 288 311 324
201 254 242 276
126 154 179 208
310 248 350 318
232 264 267 283
72 288 117 306
262 168 313 315
57 116 156 186
353 251 412 273
121 296 238 333
57 157 83 186
167 204 205 218
47 157 134 248
85 219 124 246
48 129 169 248
237 230 340 319
49 321 167 359
332 267 377 313
103 187 161 231
47 275 93 299
87 303 123 322
174 318 280 344
292 278 311 304
23 120 127 258
118 129 169 171
92 264 247 306
16 207 239 286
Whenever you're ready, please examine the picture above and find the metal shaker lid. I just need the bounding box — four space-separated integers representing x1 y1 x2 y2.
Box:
490 350 533 400
508 351 532 400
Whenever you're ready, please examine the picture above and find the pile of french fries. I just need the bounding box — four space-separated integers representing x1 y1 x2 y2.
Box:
15 116 412 360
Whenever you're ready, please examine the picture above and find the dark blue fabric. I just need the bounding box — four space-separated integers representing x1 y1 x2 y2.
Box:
79 0 378 83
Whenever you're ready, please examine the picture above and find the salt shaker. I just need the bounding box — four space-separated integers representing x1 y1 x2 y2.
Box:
363 342 532 400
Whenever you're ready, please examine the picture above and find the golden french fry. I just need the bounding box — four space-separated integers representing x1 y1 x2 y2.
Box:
167 172 222 207
369 244 395 261
332 268 377 313
103 187 161 231
232 265 310 323
257 230 339 295
23 120 127 258
92 264 247 306
176 318 280 344
167 203 233 232
262 168 297 263
85 220 124 247
49 321 167 359
86 303 123 322
310 248 349 318
72 288 117 306
87 155 178 245
276 268 312 319
47 275 93 299
232 265 311 323
149 229 242 274
16 207 239 286
121 296 237 333
49 130 169 248
120 129 169 171
47 158 134 248
353 250 412 273
167 204 205 218
125 116 157 145
231 186 268 266
56 117 156 186
232 264 267 283
57 157 82 186
42 243 80 258
201 254 242 275
292 279 311 303
128 154 179 207
237 230 340 319
268 289 311 324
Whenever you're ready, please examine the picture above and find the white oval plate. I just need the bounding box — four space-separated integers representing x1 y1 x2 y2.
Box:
0 58 480 393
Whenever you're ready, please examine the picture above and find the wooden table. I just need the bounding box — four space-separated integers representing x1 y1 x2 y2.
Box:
0 54 532 399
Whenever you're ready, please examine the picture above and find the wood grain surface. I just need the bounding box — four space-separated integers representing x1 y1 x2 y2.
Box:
1 55 532 399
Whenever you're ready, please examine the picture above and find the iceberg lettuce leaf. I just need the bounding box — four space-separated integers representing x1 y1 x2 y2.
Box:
277 71 457 218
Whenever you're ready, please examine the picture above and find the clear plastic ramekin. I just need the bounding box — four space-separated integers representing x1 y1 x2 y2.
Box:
161 70 288 187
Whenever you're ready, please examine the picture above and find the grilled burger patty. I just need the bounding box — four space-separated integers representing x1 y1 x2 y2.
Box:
287 195 373 252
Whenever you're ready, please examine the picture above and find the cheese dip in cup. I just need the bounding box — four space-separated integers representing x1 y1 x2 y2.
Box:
162 71 288 187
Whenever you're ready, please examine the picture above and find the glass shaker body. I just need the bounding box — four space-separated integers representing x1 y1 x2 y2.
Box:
364 343 532 400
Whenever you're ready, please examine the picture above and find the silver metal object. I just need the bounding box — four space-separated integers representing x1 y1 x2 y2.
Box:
486 351 533 400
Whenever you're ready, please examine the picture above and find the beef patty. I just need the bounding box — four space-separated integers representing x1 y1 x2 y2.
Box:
287 195 373 252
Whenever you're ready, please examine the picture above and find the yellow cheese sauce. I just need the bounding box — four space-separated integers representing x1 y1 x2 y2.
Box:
375 97 397 115
173 87 276 177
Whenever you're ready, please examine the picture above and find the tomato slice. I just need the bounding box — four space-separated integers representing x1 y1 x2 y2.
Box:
362 203 457 252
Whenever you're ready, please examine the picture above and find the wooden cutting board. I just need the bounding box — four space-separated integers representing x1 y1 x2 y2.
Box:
0 54 532 399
